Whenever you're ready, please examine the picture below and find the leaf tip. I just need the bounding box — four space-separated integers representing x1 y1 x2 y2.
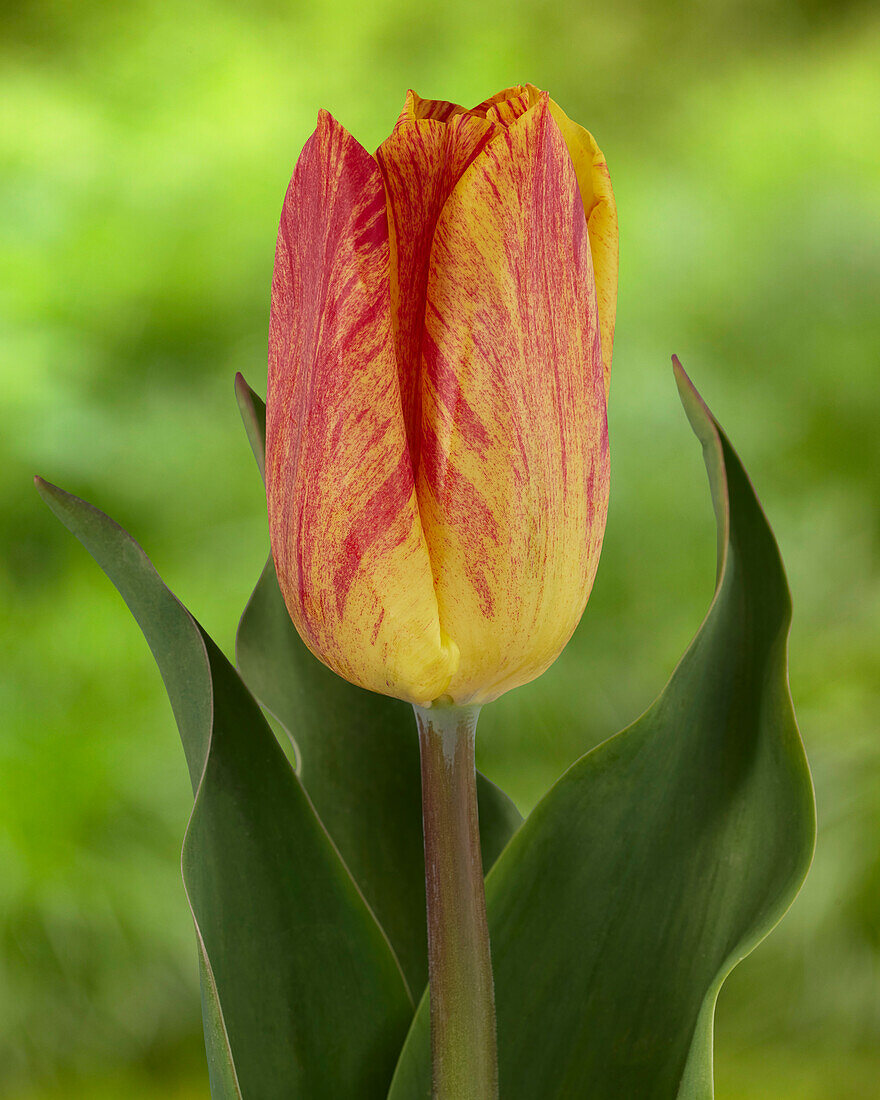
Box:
235 374 267 482
234 372 254 414
34 475 61 505
234 371 262 417
671 353 697 406
671 356 721 452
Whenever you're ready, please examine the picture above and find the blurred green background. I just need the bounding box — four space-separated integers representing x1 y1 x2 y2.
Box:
2 0 878 1096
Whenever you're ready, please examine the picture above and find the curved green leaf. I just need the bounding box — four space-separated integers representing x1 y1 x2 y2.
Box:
387 362 816 1100
234 374 522 997
35 477 413 1099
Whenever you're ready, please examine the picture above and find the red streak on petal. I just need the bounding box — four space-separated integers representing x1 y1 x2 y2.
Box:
468 569 495 619
422 321 492 454
484 88 531 128
333 447 415 617
420 426 498 545
420 424 498 618
377 113 500 473
370 607 386 645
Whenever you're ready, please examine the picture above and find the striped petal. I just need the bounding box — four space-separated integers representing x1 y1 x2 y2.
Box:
416 94 610 705
545 95 618 396
377 110 500 468
266 110 457 705
394 89 469 125
473 84 536 125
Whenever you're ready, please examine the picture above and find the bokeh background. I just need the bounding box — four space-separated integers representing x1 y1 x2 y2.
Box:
2 0 878 1096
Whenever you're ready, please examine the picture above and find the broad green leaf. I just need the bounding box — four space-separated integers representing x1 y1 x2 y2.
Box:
388 362 816 1100
234 374 522 997
36 478 413 1099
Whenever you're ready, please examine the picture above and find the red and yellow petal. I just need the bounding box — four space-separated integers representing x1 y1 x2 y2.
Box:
473 84 536 126
394 89 469 126
544 94 618 396
377 110 499 467
266 110 457 705
416 93 610 705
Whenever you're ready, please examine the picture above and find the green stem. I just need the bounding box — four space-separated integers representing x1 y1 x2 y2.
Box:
414 703 498 1100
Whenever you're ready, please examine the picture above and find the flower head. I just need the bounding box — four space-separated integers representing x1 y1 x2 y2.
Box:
266 85 617 706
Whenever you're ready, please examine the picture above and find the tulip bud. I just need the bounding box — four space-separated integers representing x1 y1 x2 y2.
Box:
266 85 617 708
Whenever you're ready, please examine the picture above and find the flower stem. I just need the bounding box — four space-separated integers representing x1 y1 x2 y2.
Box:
414 703 498 1100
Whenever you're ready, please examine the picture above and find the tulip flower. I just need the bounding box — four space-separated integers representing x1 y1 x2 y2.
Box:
266 89 618 1090
266 83 617 710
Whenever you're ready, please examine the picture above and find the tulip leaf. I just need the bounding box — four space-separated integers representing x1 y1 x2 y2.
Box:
387 362 816 1100
35 478 414 1099
233 374 522 996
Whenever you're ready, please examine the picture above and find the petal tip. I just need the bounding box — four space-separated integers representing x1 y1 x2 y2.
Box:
315 106 339 135
393 89 419 128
